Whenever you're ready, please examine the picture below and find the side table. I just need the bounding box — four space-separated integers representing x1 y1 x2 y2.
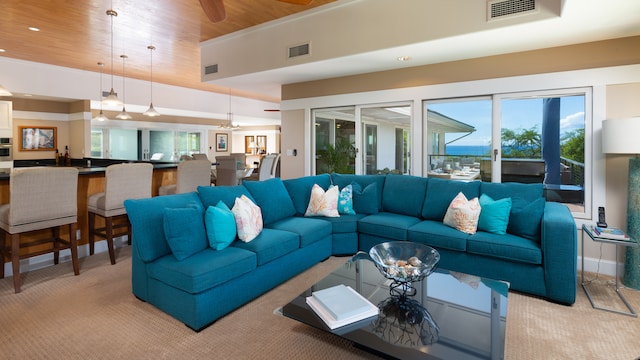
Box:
581 224 638 317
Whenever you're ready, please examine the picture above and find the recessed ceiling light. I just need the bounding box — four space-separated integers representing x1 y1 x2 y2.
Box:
28 27 40 32
0 49 5 52
397 56 411 62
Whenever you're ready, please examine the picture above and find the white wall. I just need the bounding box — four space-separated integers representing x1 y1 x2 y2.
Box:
0 57 280 127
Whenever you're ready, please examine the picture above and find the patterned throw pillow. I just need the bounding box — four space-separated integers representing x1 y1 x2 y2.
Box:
338 184 355 215
304 184 339 217
231 195 263 242
443 192 481 234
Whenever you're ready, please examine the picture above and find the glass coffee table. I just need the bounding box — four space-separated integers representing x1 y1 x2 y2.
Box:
282 255 508 360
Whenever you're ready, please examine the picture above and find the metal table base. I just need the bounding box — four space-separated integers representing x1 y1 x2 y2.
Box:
581 225 637 317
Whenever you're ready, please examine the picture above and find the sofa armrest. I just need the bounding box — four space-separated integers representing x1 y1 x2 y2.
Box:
541 202 578 304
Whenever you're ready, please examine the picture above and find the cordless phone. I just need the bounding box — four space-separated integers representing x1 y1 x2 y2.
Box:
597 206 607 228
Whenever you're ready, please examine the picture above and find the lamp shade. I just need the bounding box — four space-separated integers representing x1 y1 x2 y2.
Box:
0 84 12 96
602 117 640 154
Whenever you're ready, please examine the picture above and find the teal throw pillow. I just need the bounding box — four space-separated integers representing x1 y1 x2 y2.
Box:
163 206 208 261
243 178 296 225
507 197 545 241
351 182 378 214
338 184 355 215
205 201 237 250
478 194 512 235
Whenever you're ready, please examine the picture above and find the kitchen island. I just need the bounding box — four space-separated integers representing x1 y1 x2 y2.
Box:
0 159 178 261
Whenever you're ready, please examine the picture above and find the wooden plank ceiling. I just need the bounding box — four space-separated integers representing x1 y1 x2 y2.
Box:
0 0 335 101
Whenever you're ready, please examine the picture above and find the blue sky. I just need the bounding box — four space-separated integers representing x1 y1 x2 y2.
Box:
428 96 585 147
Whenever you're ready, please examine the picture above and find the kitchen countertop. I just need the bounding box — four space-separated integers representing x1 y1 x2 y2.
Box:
0 159 178 180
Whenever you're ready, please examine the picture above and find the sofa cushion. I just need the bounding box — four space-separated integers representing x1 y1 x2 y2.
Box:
331 173 385 212
382 174 428 218
478 194 512 235
358 212 421 241
231 228 299 265
316 213 365 233
125 192 205 263
467 231 542 265
268 217 332 248
205 201 237 251
148 247 257 294
408 220 469 251
197 185 254 209
304 184 339 217
480 181 543 202
232 195 263 242
508 197 545 241
423 178 480 221
283 174 332 215
338 184 356 215
351 182 379 215
243 178 296 225
443 192 481 235
163 206 208 261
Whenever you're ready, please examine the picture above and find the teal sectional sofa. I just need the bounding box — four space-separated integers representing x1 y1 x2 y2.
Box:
124 173 577 331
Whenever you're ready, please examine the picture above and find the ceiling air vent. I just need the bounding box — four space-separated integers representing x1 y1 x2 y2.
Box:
288 43 310 59
204 64 218 75
488 0 537 21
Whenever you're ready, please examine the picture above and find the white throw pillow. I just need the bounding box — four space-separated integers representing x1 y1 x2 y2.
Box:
443 192 481 234
304 184 340 217
231 195 263 242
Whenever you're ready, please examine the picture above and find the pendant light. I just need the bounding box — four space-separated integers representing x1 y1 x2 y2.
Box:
115 54 132 120
143 45 160 117
93 62 109 122
102 8 122 107
218 90 240 130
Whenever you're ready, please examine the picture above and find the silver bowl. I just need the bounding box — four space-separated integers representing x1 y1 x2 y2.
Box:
369 241 440 283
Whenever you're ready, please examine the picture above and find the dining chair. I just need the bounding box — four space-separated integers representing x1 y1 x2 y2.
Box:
158 160 212 195
0 167 80 293
88 163 153 264
257 154 277 181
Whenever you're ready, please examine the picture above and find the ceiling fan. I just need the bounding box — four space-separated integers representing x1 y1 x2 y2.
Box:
200 0 313 23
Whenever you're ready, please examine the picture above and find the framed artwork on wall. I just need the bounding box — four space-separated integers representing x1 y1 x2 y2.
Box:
216 133 228 152
245 136 255 154
256 135 267 154
19 126 57 151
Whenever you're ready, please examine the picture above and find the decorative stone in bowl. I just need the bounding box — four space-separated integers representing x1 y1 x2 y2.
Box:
369 241 440 284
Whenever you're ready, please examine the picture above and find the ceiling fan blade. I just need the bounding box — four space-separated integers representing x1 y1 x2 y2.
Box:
278 0 313 4
200 0 226 23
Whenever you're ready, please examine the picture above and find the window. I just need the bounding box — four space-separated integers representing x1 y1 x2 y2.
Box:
92 127 202 161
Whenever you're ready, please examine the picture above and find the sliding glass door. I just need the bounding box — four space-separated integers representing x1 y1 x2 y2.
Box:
361 104 411 175
313 107 356 174
312 103 412 175
424 88 589 215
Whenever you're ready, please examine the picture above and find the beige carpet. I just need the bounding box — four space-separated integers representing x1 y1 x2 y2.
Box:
1 247 639 359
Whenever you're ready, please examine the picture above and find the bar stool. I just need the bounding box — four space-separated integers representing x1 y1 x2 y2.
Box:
88 163 152 264
0 167 80 293
158 159 212 195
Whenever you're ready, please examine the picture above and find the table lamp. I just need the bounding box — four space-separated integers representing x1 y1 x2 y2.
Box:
602 117 640 290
